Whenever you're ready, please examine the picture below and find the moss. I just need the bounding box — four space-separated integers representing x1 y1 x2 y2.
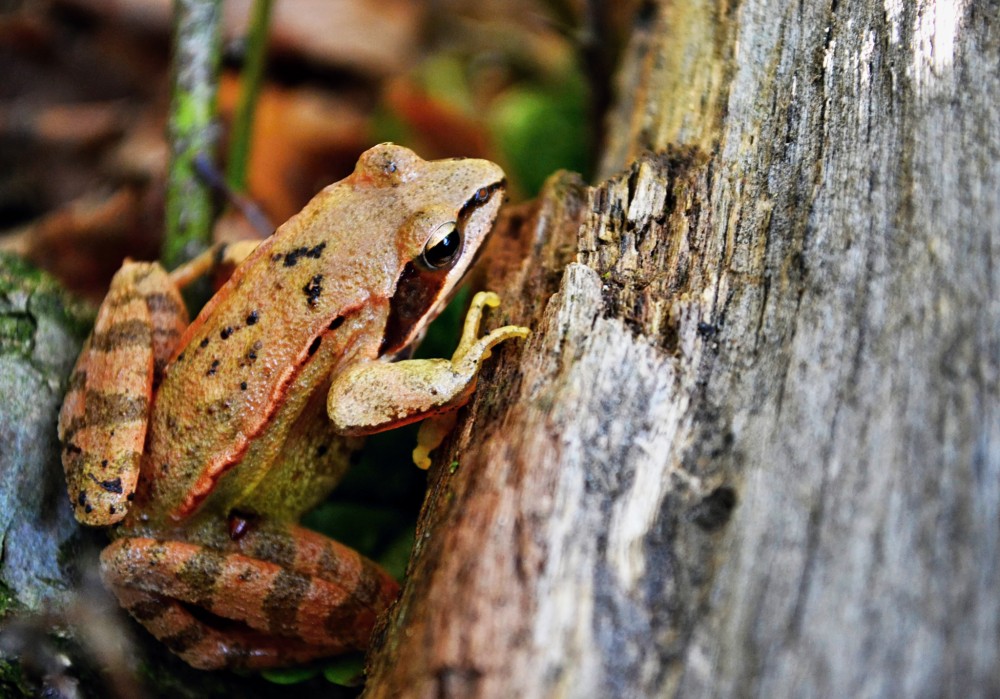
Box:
0 312 34 355
0 658 34 699
0 580 19 619
0 252 93 344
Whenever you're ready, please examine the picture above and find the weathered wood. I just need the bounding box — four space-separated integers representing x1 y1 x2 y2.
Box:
365 0 999 696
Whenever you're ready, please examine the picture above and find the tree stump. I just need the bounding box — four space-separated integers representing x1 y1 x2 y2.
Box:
365 1 1000 697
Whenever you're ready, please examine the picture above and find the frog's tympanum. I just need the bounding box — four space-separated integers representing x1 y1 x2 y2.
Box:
57 144 528 670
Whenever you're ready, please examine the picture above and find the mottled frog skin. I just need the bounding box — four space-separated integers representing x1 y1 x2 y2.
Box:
57 144 528 670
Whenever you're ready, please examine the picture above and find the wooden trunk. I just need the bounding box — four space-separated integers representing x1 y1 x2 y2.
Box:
365 1 1000 696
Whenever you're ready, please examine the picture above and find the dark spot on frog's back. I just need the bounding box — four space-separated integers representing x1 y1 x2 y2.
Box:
308 336 321 356
303 274 323 307
276 242 327 268
204 398 234 417
244 339 263 361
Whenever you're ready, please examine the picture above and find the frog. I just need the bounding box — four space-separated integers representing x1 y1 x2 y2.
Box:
57 143 529 670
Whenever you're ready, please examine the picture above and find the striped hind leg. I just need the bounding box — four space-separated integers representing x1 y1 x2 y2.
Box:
113 588 347 670
100 526 399 669
58 262 188 525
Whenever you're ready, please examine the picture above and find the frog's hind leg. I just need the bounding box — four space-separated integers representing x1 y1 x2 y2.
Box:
100 527 399 669
58 262 188 525
112 588 346 670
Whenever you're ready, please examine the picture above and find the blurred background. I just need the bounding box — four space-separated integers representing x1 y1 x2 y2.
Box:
0 0 639 300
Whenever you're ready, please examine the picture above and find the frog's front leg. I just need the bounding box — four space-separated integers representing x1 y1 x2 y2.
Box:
327 291 528 466
101 522 399 670
59 262 188 524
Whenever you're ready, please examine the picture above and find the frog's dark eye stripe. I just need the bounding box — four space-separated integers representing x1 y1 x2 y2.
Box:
380 178 506 357
457 180 504 224
379 261 448 357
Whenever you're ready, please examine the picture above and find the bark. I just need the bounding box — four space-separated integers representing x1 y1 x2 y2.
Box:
365 1 1000 697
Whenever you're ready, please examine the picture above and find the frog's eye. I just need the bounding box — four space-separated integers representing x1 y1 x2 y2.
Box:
474 187 490 203
422 222 461 269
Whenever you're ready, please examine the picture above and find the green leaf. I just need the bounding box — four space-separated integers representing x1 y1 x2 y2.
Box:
490 72 589 196
259 665 320 685
322 654 366 687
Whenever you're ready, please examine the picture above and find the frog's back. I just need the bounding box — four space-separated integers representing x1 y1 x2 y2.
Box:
132 143 505 525
139 186 401 523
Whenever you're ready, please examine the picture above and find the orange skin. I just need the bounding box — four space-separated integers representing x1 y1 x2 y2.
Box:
58 144 528 670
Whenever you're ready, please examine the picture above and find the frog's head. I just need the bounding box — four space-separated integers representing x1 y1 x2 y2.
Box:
353 144 506 358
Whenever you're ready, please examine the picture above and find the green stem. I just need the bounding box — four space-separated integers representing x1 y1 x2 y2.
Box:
164 0 223 270
226 0 274 194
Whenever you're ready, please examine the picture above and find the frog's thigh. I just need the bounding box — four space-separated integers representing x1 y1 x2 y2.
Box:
101 529 398 661
135 262 190 378
59 262 186 525
113 588 344 670
234 522 399 625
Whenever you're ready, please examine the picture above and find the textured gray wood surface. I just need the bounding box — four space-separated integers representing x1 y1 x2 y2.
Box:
365 1 999 696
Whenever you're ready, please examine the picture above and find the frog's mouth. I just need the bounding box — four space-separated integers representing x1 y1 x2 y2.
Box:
378 178 505 359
